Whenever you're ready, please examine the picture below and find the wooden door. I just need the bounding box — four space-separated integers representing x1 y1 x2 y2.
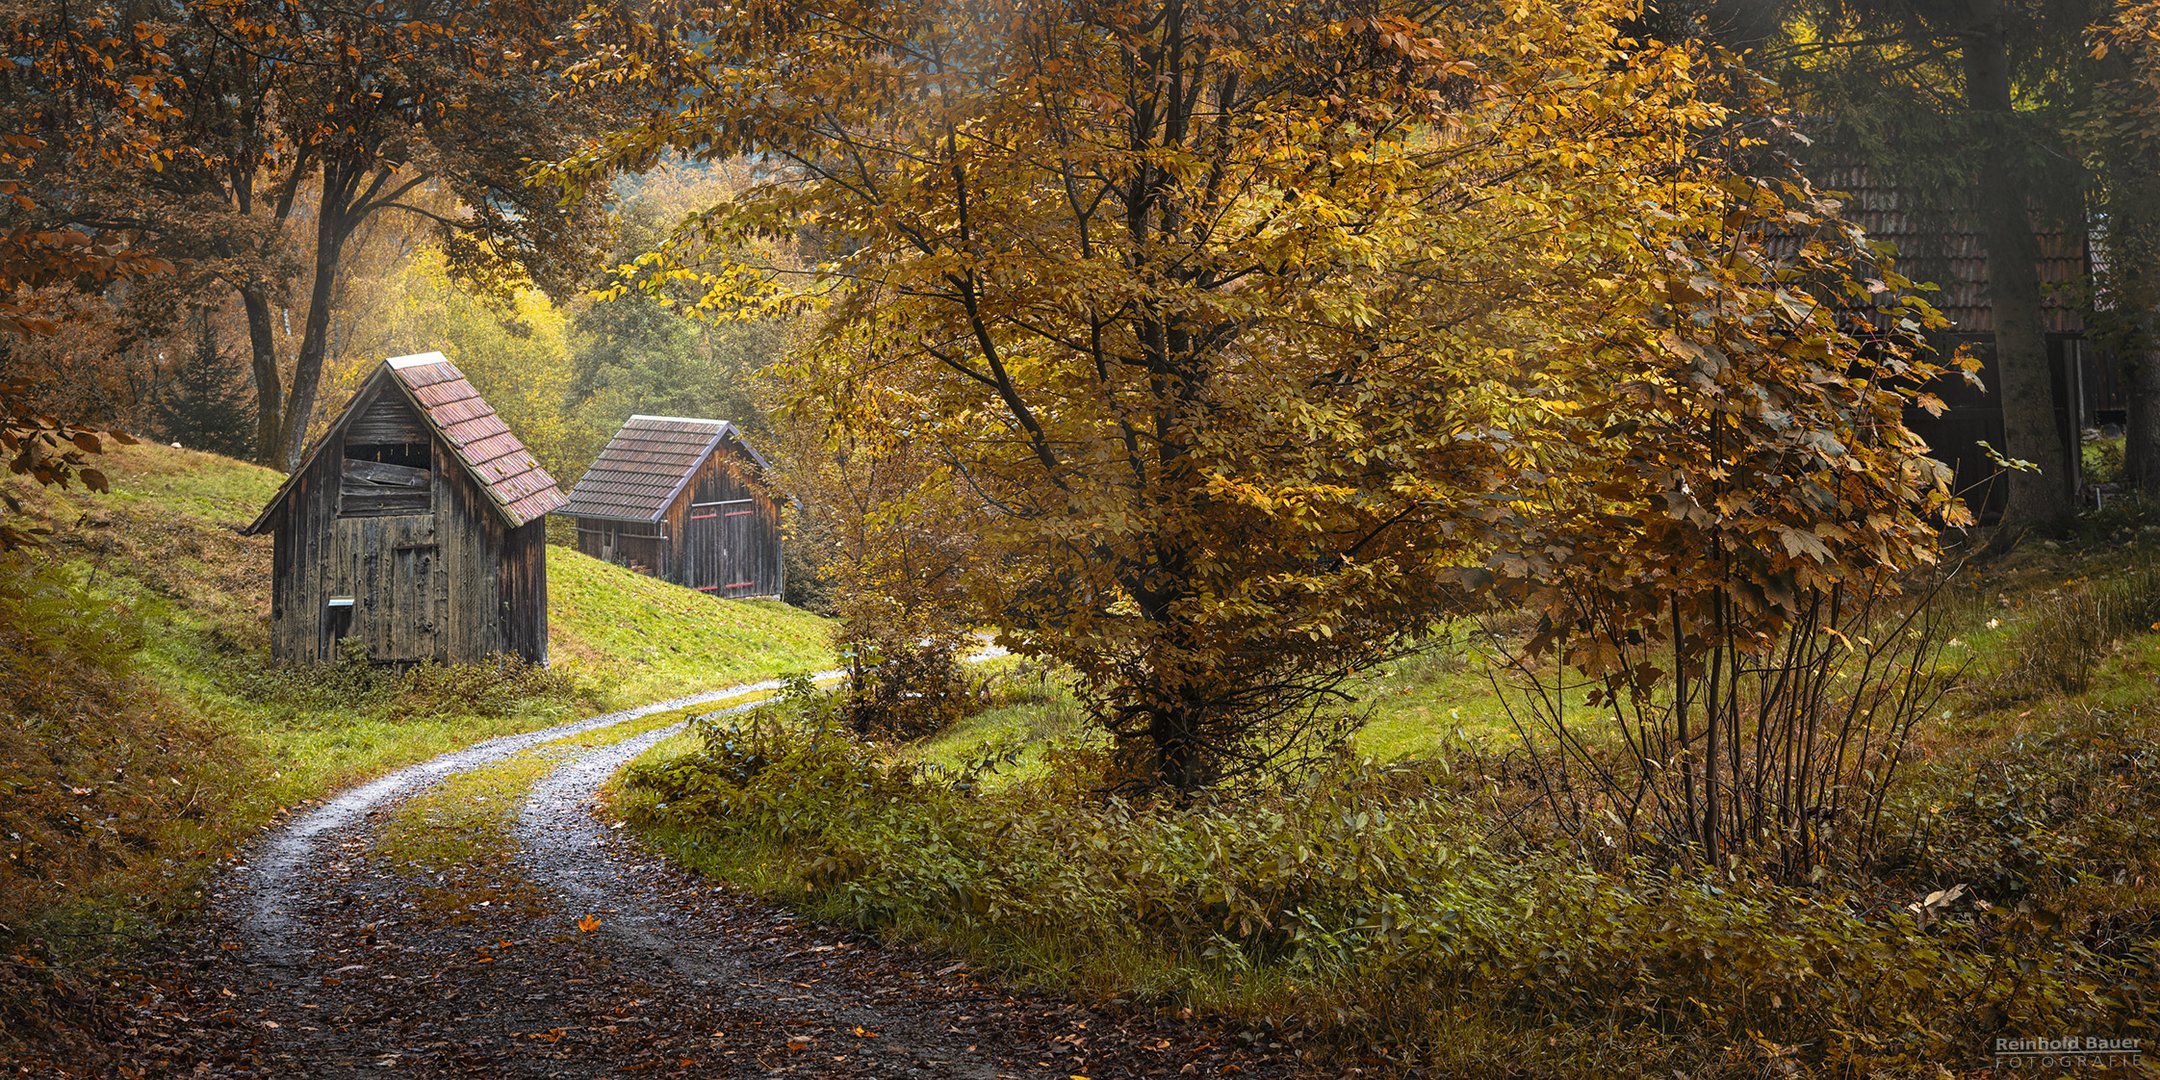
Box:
337 514 443 663
721 503 760 595
684 483 722 591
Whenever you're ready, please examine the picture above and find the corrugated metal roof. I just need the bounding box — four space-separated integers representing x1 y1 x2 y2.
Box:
1803 161 2086 335
559 415 768 524
245 353 567 533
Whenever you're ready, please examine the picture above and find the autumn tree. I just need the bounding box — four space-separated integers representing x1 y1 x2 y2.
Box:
552 0 1959 792
35 0 618 467
0 0 169 545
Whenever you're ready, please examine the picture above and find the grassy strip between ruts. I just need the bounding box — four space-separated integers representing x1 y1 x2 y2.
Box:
368 688 814 936
370 709 688 873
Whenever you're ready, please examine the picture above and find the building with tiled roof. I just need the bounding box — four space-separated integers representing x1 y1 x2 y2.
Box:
1801 157 2113 519
246 353 566 664
559 415 783 598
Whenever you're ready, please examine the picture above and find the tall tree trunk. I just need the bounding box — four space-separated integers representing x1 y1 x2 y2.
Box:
2129 348 2160 499
2100 54 2160 501
1964 0 2074 534
274 166 358 469
2109 192 2160 500
240 284 284 465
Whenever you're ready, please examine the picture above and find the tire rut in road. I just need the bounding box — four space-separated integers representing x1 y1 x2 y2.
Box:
234 679 833 967
98 672 1297 1078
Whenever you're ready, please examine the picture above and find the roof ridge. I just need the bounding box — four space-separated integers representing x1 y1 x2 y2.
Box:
628 414 731 426
245 356 565 533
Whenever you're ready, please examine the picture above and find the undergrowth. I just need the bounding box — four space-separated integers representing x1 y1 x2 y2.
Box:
619 550 2160 1077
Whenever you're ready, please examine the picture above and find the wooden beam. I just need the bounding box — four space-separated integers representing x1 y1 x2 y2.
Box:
342 458 431 488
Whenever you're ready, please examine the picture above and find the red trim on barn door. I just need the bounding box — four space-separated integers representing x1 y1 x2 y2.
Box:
723 510 754 517
724 581 756 589
689 512 718 520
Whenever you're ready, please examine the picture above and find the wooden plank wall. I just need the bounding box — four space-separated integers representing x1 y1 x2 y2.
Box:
267 381 550 665
671 444 783 597
577 520 665 575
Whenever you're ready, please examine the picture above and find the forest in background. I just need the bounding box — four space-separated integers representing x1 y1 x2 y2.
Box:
5 159 779 488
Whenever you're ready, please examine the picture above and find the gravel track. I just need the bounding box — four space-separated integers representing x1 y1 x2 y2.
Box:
26 674 1304 1078
238 677 837 967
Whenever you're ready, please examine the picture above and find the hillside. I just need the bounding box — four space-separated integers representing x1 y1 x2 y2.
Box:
0 441 831 963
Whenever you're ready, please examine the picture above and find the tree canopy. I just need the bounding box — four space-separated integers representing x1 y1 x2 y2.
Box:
551 0 1963 791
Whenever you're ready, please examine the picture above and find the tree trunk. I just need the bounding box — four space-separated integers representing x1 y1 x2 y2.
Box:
2112 199 2160 499
240 284 284 466
2130 356 2160 500
1964 0 2074 533
1146 704 1206 795
275 167 358 469
2100 54 2160 501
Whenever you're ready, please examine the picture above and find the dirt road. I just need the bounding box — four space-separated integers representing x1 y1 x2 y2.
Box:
37 687 1300 1078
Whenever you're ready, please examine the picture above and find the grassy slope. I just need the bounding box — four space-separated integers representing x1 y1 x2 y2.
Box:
549 553 830 708
0 441 831 946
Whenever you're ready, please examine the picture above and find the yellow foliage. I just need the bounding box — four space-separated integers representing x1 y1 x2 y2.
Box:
549 0 1963 790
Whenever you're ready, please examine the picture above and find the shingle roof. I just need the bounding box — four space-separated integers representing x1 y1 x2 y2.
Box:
388 354 568 525
245 353 567 533
1805 162 2087 335
559 415 768 524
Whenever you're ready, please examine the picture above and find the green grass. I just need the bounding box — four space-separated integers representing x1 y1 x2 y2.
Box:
1345 645 1523 759
548 551 832 708
0 441 832 951
893 661 1094 787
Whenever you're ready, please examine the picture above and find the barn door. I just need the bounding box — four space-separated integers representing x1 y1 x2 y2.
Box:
720 502 761 595
338 515 443 663
684 478 723 592
389 531 445 663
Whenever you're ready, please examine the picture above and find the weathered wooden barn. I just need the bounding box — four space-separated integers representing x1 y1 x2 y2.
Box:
558 416 784 598
1802 160 2113 521
244 353 567 665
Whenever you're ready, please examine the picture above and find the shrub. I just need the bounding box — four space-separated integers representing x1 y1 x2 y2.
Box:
235 643 588 721
391 655 588 720
1501 572 1956 878
622 697 2153 1076
838 633 979 739
2083 434 2126 487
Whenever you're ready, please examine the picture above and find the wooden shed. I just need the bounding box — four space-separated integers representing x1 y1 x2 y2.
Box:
558 416 784 598
1800 159 2111 521
244 353 567 665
